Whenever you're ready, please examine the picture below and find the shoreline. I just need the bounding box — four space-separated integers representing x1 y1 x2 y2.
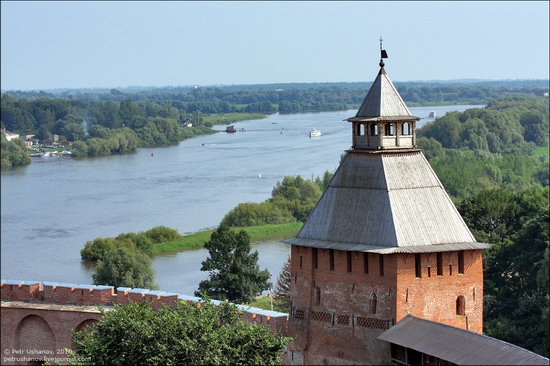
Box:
152 222 302 255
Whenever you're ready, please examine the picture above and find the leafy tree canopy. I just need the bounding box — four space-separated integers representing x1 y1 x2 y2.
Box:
418 96 549 155
459 186 549 356
92 247 159 291
196 225 271 303
0 134 31 168
70 299 291 365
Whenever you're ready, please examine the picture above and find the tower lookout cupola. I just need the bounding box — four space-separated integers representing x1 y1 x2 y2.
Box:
347 42 420 150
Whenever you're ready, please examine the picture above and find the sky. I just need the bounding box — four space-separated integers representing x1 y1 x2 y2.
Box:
1 1 549 91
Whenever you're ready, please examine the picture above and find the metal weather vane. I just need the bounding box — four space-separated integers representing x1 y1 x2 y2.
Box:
379 36 388 67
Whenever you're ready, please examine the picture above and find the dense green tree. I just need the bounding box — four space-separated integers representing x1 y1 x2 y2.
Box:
0 135 31 168
81 237 121 261
314 170 334 191
420 111 462 148
520 110 549 146
91 100 121 129
81 226 179 260
273 255 291 299
35 125 52 142
196 225 271 303
34 108 56 132
135 122 169 147
428 151 546 201
70 299 291 366
269 175 324 222
119 98 144 127
143 225 183 243
1 105 36 133
221 201 296 227
417 136 445 160
71 140 88 157
419 96 548 155
459 187 549 356
92 247 159 291
87 124 110 139
61 122 86 141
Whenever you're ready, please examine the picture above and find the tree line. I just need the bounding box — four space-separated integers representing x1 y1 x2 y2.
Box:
418 95 549 202
2 80 548 166
4 79 548 104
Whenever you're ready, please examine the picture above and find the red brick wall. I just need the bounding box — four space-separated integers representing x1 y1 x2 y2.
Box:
288 246 395 365
1 280 289 365
1 303 103 365
288 246 484 364
395 250 484 333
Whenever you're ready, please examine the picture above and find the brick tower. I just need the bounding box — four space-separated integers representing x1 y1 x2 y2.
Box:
283 46 491 365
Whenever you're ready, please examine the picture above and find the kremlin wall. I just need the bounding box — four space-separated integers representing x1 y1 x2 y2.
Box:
1 279 289 365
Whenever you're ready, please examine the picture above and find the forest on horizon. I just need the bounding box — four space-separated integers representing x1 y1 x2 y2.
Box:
1 78 548 166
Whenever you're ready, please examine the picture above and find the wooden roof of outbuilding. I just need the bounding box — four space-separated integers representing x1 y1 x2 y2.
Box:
378 315 550 365
284 150 490 252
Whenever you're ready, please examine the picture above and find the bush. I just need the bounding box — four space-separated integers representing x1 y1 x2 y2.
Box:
92 247 159 290
80 226 182 260
144 226 183 243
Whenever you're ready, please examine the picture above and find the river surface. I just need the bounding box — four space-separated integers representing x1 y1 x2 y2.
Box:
1 105 482 296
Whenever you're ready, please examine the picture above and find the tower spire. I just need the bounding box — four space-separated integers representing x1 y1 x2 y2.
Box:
379 36 388 67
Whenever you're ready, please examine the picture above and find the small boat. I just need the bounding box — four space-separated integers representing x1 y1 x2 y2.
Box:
429 111 436 118
309 128 321 137
225 125 236 133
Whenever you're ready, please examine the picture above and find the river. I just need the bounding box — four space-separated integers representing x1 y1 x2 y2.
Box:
0 105 483 296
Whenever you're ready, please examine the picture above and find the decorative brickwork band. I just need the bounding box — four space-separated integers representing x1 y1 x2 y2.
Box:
311 311 333 323
356 316 391 329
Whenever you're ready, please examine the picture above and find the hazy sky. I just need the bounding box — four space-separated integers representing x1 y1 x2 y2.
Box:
1 1 548 91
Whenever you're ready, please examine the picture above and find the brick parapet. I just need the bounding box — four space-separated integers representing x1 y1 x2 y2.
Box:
0 280 289 336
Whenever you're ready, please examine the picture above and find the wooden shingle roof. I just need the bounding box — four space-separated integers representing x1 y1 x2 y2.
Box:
378 315 549 365
348 67 420 123
284 150 490 253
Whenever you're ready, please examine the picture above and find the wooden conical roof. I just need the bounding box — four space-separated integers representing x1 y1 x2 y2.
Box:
348 67 419 123
284 60 489 253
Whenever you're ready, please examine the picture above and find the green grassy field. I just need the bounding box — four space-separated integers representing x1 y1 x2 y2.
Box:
153 222 302 254
248 295 290 313
202 113 268 126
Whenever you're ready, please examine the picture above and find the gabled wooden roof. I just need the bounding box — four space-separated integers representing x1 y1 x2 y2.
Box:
284 150 490 253
348 67 419 122
378 315 549 365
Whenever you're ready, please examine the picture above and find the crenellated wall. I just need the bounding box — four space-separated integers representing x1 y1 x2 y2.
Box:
1 280 290 365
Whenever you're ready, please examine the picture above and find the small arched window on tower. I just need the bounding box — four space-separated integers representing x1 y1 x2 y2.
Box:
456 296 465 315
370 293 378 314
385 123 394 136
315 286 321 304
370 123 378 136
402 122 410 136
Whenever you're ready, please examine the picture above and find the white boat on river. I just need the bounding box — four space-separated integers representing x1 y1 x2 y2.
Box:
309 128 321 137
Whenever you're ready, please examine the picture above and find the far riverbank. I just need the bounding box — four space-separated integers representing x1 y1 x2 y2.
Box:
152 222 302 254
